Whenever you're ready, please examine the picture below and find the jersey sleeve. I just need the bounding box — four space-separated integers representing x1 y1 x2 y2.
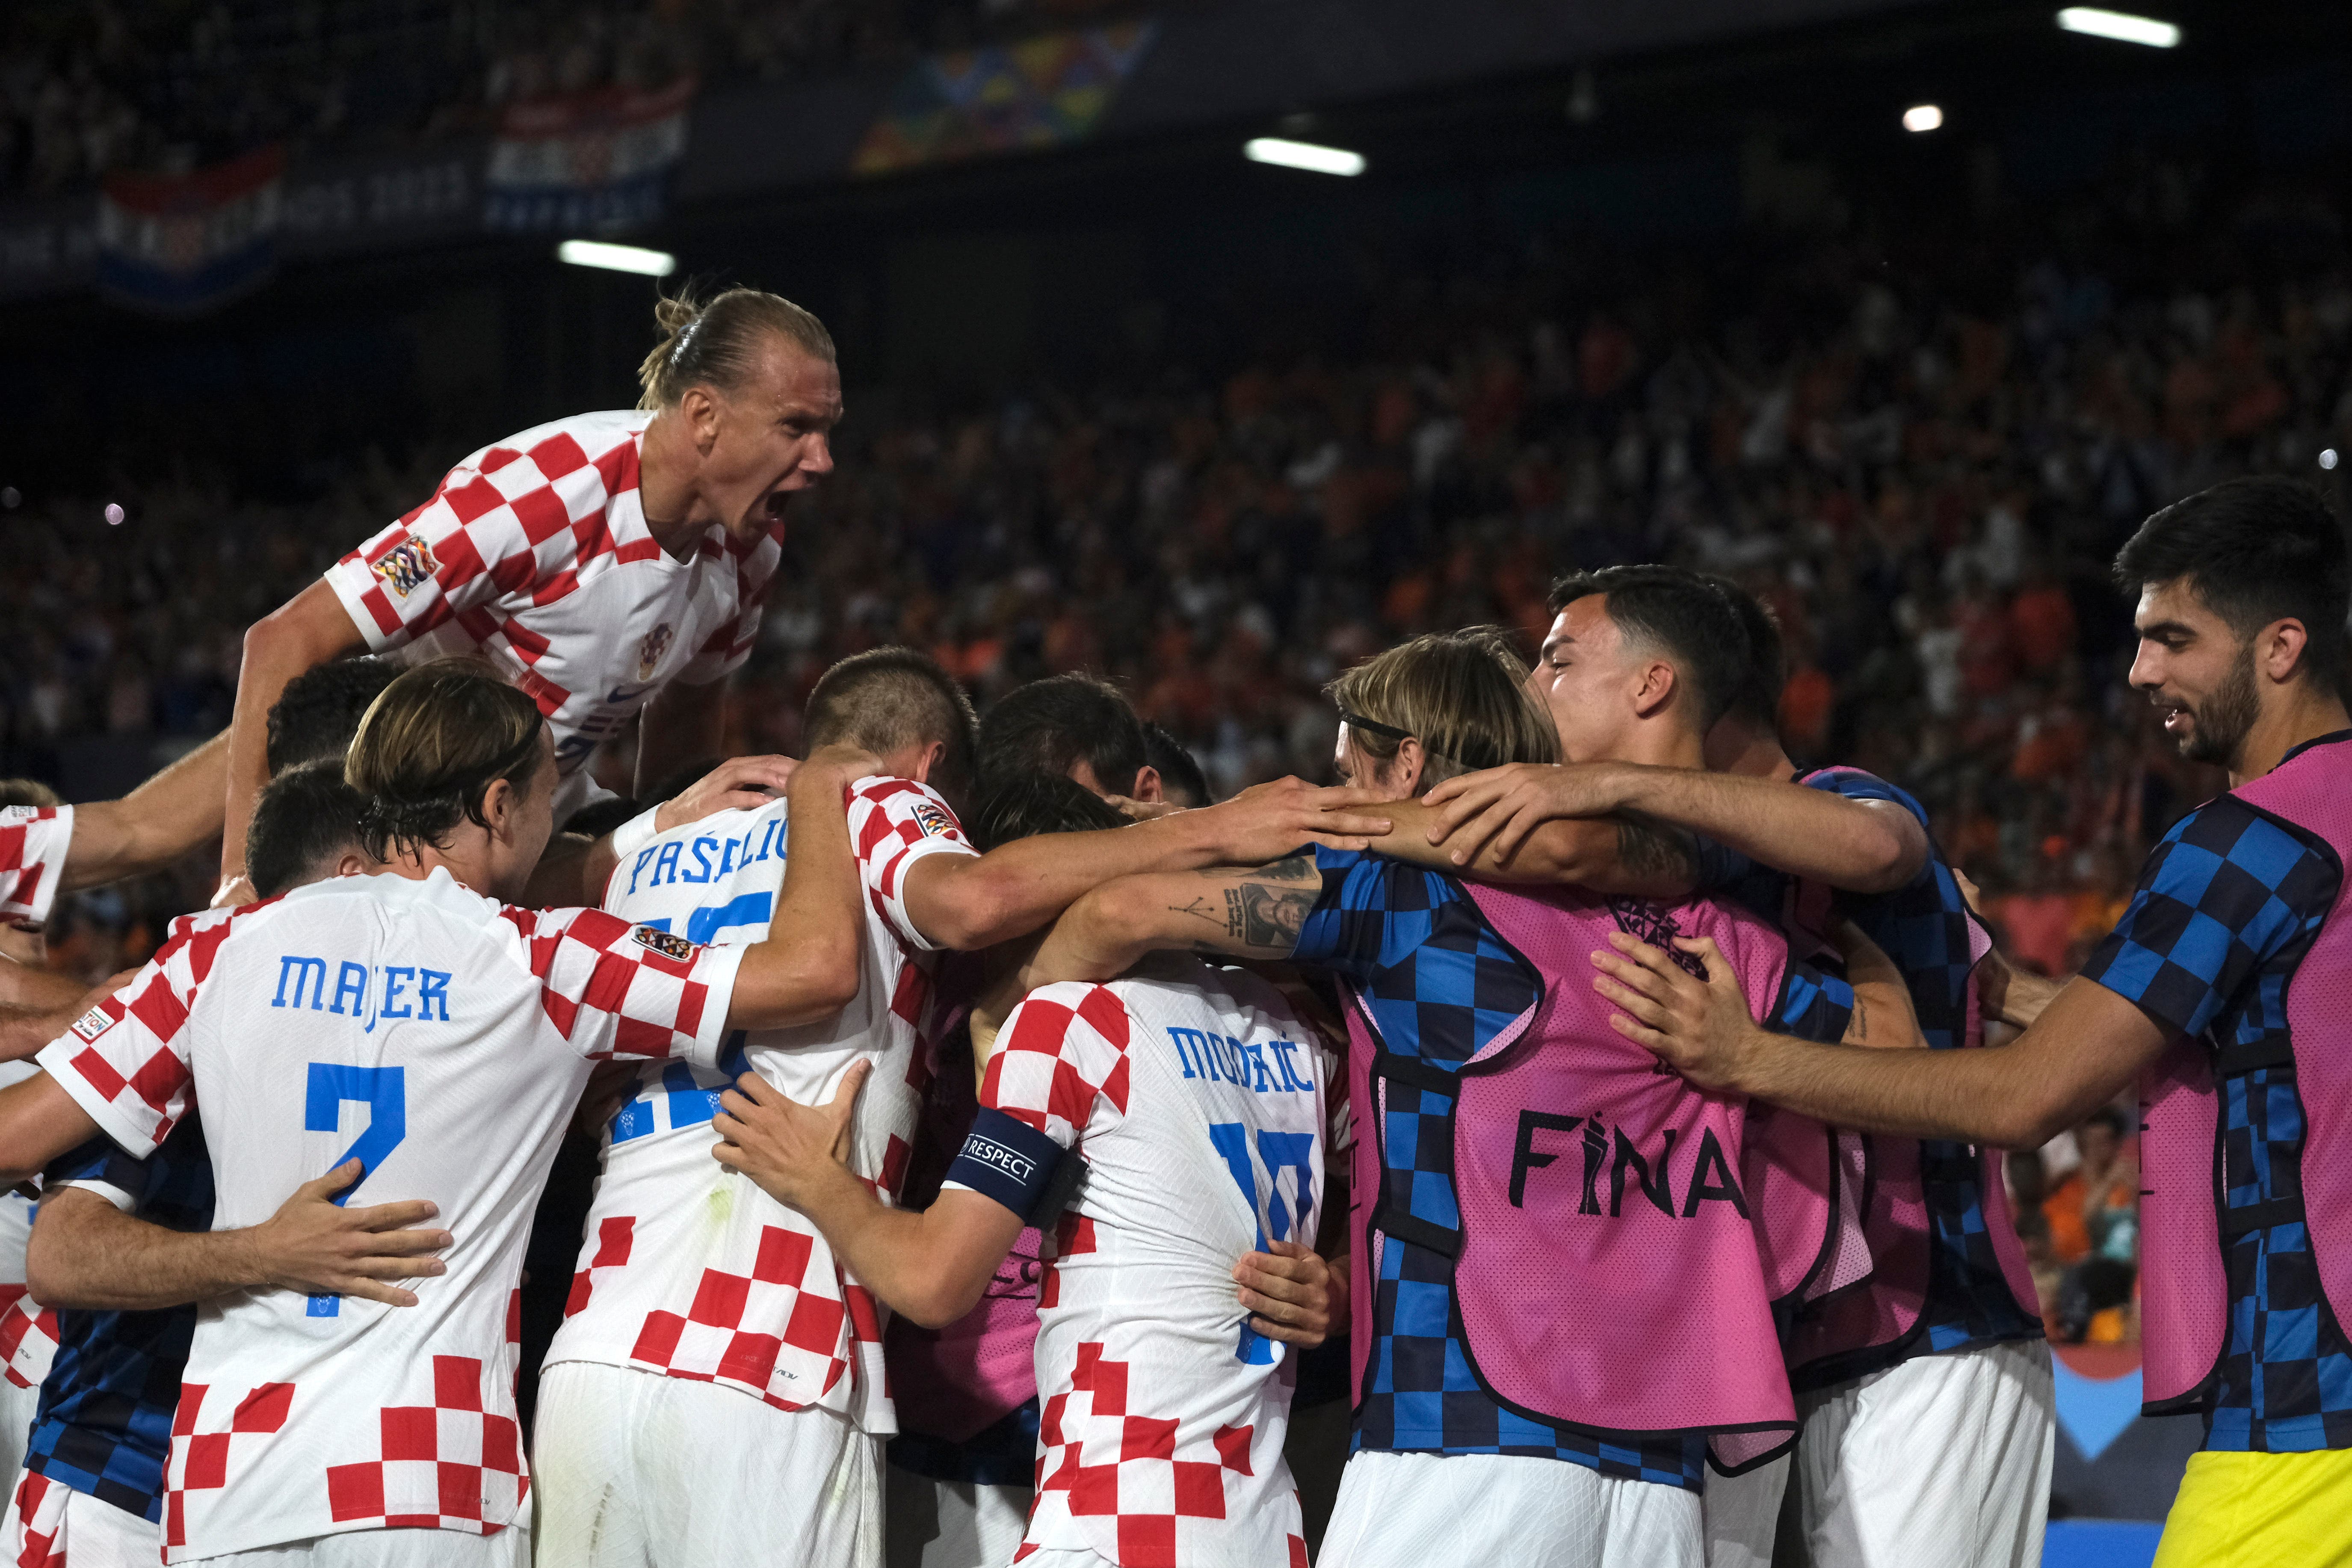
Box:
944 982 1133 1221
36 911 225 1155
322 432 615 652
43 1132 148 1213
2080 799 2334 1041
517 905 746 1068
1766 952 1859 1044
0 805 72 926
847 777 981 953
1290 847 1402 984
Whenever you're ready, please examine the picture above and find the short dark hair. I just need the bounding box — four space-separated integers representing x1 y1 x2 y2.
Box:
266 657 399 776
969 771 1130 851
1141 721 1213 808
979 675 1149 798
804 648 979 803
2114 477 2349 687
248 759 367 897
1702 576 1786 732
1547 565 1751 729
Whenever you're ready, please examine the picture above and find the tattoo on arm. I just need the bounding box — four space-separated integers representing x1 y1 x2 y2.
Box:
1169 853 1317 957
1851 998 1867 1043
1614 814 1698 882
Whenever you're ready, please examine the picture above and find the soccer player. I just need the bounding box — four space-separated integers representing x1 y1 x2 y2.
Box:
1012 625 1900 1568
262 658 399 775
3 758 442 1568
0 658 881 1565
218 286 845 891
1 737 229 1021
976 674 1166 802
535 647 1389 1568
1591 477 2352 1568
1141 722 1214 809
1420 571 2053 1568
710 804 1340 1568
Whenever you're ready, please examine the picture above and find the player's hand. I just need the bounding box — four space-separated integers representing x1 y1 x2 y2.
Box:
246 1159 452 1307
209 874 258 910
1235 1238 1344 1347
1419 762 1631 866
713 1060 872 1208
1589 931 1766 1093
571 1060 642 1141
1201 778 1392 862
654 755 798 833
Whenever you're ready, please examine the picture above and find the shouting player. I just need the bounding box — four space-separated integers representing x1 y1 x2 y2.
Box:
1012 626 1902 1568
536 646 1389 1568
1594 477 2352 1568
219 287 843 891
0 659 880 1565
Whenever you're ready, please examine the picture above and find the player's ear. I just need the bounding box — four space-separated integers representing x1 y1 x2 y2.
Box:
1390 738 1425 799
910 739 947 786
1131 765 1165 805
680 384 723 453
1630 659 1677 720
479 776 515 837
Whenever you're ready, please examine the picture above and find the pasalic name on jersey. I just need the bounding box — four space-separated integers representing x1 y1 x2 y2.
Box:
622 816 786 897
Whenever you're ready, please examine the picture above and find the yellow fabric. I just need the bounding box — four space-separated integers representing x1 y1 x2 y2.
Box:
2154 1449 2352 1568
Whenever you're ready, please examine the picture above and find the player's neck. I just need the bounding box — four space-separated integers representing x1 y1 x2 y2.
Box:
1614 716 1706 772
2231 681 2352 786
1704 722 1796 781
379 843 494 899
635 411 712 562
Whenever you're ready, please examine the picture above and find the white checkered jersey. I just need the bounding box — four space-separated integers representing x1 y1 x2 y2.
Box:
32 869 744 1562
952 959 1330 1568
545 774 979 1432
0 805 71 926
320 411 784 784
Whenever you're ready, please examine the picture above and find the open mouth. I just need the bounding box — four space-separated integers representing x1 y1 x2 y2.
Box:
763 490 791 521
2156 701 2190 734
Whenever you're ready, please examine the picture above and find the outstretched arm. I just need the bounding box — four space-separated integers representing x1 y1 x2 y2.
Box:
713 1063 1024 1328
1358 796 1700 898
223 582 369 882
899 781 1390 952
1591 935 2166 1149
1423 763 1926 895
28 1158 451 1311
60 734 231 895
1019 852 1323 991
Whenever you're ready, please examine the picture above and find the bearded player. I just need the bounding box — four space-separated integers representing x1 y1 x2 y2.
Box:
216 286 838 895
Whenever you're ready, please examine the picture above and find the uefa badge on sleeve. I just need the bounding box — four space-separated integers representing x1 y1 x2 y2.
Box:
911 800 958 840
631 925 696 963
370 533 441 600
69 1005 118 1044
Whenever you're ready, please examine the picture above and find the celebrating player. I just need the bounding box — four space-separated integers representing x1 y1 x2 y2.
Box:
712 775 1340 1568
0 659 881 1565
2 758 444 1568
1013 625 1905 1568
536 646 1390 1568
1417 569 2055 1568
218 287 844 892
1593 477 2352 1568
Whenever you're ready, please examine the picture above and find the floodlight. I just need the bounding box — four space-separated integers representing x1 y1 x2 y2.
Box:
2056 8 2181 47
1903 104 1944 133
1243 137 1367 177
557 240 678 277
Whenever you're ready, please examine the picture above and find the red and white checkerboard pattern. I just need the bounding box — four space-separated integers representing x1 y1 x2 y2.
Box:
977 982 1134 1151
0 806 69 927
0 1286 59 1392
543 779 967 1435
322 410 784 779
496 904 733 1060
1019 1343 1304 1568
9 1470 69 1568
320 1357 525 1534
164 1381 294 1549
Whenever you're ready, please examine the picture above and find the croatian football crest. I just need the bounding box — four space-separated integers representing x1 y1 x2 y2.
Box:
637 623 675 681
370 534 440 599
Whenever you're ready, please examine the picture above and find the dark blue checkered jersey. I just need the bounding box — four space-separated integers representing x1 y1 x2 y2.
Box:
1799 767 2042 1361
29 1119 214 1521
2082 767 2346 1453
1295 847 1852 1491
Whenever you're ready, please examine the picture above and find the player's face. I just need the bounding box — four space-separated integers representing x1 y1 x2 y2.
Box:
2129 579 2261 768
488 731 560 902
1529 597 1638 763
0 920 43 967
707 339 842 541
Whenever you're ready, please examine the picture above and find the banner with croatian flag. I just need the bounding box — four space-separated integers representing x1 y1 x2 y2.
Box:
484 77 696 234
95 145 285 314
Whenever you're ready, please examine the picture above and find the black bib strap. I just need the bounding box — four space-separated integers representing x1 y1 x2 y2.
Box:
1375 1050 1461 1099
2214 1034 2296 1079
2220 1195 2305 1238
1373 1203 1463 1260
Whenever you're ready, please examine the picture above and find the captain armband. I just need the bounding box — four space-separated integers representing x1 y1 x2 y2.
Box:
944 1107 1075 1225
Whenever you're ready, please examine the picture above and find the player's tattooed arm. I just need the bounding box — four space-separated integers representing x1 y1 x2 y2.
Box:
1350 795 1700 899
1025 853 1319 988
